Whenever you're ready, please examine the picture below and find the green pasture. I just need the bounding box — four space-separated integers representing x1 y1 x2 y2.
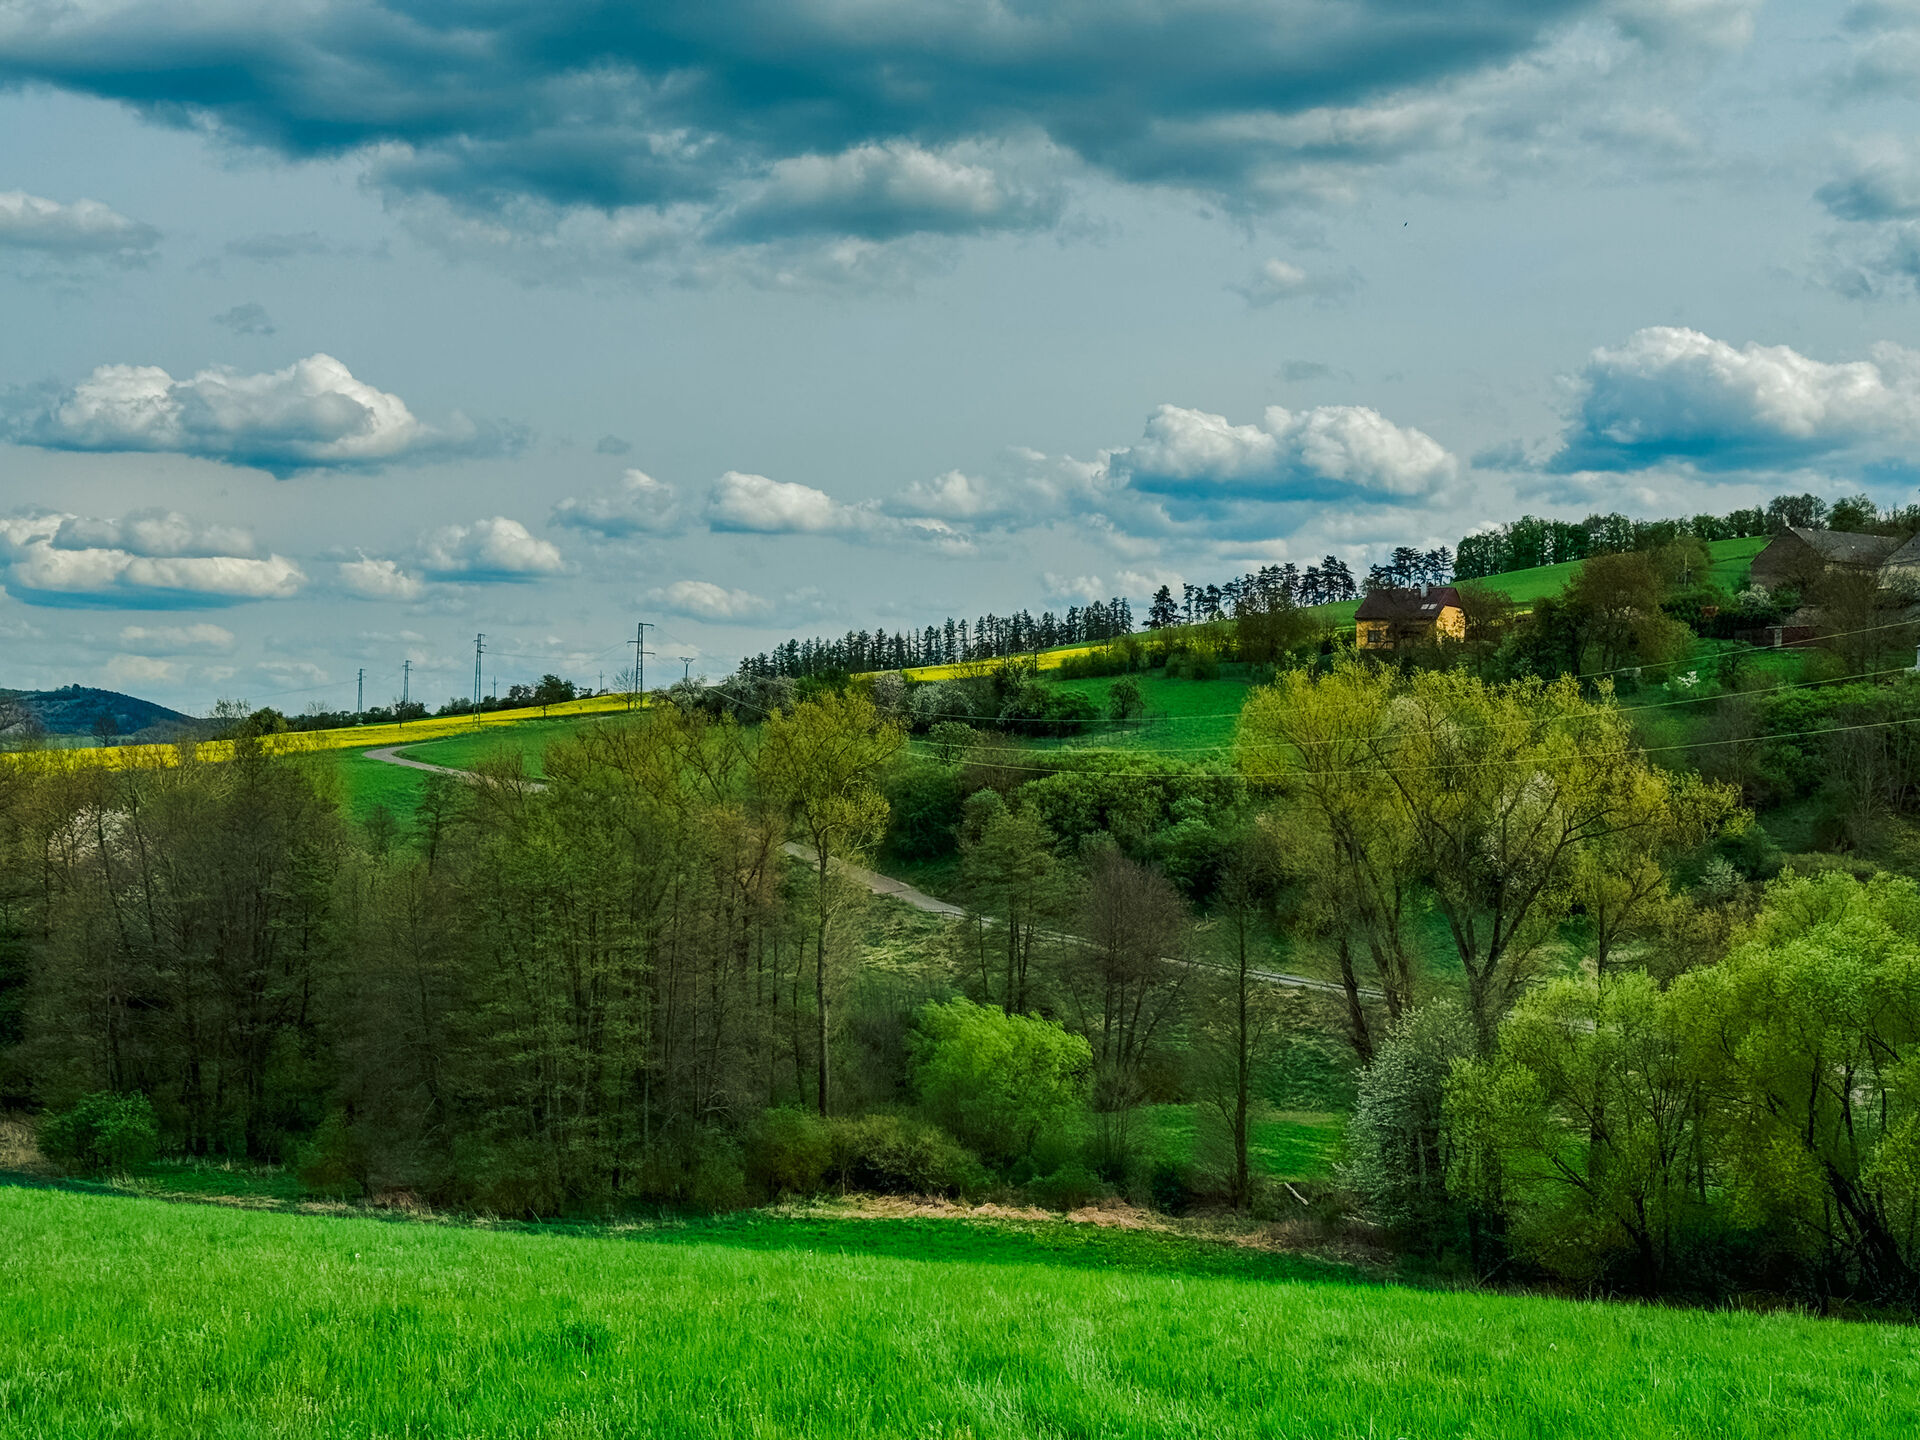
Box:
330 748 436 827
1040 669 1259 754
1470 534 1768 607
4 1185 1916 1438
397 712 637 778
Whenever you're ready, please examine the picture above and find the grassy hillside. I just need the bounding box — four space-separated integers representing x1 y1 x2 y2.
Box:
3 1186 1913 1438
1041 668 1259 754
1469 533 1769 607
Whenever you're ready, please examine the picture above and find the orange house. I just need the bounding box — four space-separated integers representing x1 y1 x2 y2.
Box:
1354 585 1467 650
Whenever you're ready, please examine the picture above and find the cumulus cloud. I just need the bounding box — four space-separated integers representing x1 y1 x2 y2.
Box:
19 353 503 476
0 1 1746 276
117 623 235 654
1231 259 1362 307
706 471 852 534
212 302 276 335
0 511 304 608
0 190 157 260
1117 403 1459 501
338 555 426 601
647 579 773 622
1554 326 1920 471
552 470 684 537
717 142 1061 244
419 517 565 580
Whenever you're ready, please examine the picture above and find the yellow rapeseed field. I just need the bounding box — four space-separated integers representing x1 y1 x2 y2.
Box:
0 692 644 773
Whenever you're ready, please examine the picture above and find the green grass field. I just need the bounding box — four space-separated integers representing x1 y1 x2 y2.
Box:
331 748 437 826
1466 534 1768 607
3 1185 1915 1438
395 713 626 778
1042 669 1259 755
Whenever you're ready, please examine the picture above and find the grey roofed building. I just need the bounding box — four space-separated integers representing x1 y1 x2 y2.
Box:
1749 527 1900 590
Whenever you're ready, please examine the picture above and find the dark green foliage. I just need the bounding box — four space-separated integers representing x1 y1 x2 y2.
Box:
995 682 1099 737
297 1111 371 1199
1027 1160 1103 1210
882 759 964 860
827 1113 986 1197
1013 753 1242 856
743 1108 834 1197
38 1092 160 1174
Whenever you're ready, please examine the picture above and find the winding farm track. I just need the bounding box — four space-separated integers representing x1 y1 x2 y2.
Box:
361 744 1365 998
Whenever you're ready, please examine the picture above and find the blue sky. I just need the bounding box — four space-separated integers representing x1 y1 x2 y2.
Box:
3 0 1920 712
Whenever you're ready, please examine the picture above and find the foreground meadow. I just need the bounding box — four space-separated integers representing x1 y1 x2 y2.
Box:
1 1187 1914 1439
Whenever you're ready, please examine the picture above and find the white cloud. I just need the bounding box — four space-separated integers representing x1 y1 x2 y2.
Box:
705 470 851 533
22 353 494 475
1557 326 1920 470
721 141 1061 243
0 511 304 607
1120 402 1458 500
1231 258 1362 307
551 469 684 536
1042 573 1109 604
53 509 256 558
647 579 773 621
891 469 1005 521
104 654 176 686
0 190 157 258
117 623 235 654
338 555 427 601
419 517 565 579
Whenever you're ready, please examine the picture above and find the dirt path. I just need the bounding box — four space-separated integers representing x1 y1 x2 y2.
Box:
362 744 1366 998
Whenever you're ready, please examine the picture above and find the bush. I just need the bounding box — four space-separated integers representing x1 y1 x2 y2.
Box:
827 1114 986 1197
743 1108 834 1198
1341 1002 1475 1250
910 998 1092 1166
1028 1161 1104 1211
38 1092 160 1174
298 1111 370 1198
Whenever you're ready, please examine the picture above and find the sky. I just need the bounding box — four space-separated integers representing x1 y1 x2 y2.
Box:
3 0 1920 715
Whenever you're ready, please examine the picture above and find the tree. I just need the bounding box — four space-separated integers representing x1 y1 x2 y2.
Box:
1147 585 1178 630
1239 663 1422 1060
1107 675 1144 722
1561 551 1691 675
1191 823 1291 1209
0 695 41 751
1243 664 1737 1051
1344 1003 1476 1251
909 998 1090 1165
1448 973 1710 1293
532 674 576 713
759 689 904 1115
1674 872 1920 1303
1064 847 1189 1169
959 806 1061 1014
90 712 118 748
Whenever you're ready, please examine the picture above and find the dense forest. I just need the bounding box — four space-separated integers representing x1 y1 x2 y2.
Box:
8 497 1920 1313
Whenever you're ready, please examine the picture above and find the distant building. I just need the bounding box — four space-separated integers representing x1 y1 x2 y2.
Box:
1355 585 1466 650
1749 527 1899 591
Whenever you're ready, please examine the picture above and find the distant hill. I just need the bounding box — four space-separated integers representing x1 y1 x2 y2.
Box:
0 685 198 740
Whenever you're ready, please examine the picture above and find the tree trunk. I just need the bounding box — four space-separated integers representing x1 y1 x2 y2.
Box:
815 850 830 1117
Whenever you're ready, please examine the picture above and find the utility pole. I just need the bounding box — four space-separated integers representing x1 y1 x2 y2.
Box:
356 668 364 714
473 634 485 708
401 659 411 709
682 657 692 682
628 621 654 711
